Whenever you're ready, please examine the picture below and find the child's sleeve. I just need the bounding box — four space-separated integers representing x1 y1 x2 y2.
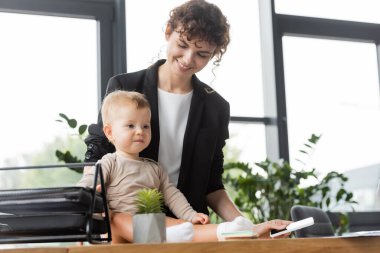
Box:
157 164 197 221
76 155 112 188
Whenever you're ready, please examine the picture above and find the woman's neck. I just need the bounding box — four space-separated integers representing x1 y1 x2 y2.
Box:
158 62 193 94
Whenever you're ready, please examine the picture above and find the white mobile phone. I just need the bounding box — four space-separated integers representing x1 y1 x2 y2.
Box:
270 217 314 238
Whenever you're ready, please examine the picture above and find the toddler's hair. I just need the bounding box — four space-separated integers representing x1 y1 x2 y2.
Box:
101 90 150 125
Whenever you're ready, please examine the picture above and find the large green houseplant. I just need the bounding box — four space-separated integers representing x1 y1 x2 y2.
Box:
133 188 166 243
223 134 357 234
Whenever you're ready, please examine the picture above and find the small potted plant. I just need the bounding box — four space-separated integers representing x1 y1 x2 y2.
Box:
133 188 166 243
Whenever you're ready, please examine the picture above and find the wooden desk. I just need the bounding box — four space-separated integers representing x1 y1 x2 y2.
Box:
0 248 67 253
68 237 380 253
1 237 379 253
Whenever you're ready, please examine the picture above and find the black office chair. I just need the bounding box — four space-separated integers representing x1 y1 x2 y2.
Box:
348 212 380 232
290 205 335 238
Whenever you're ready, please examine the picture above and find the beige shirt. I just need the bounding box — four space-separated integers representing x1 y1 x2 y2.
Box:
77 153 196 221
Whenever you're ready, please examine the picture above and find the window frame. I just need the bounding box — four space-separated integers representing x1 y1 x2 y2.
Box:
0 0 126 107
4 0 379 166
262 0 380 161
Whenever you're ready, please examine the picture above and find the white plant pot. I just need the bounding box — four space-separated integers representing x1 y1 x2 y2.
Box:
133 213 166 243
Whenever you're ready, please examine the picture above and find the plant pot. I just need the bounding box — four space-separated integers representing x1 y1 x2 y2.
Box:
133 213 166 243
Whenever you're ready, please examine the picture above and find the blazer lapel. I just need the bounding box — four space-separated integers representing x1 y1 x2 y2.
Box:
141 63 160 161
177 75 206 190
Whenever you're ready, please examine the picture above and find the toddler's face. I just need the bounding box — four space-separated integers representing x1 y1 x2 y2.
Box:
110 104 151 158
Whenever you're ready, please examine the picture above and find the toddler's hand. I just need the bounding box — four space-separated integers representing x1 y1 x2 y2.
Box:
191 213 209 224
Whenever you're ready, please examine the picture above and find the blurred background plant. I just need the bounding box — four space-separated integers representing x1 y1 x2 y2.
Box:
55 113 88 173
217 134 357 235
0 113 87 189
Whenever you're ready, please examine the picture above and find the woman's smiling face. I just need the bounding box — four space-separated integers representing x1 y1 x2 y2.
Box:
165 28 216 78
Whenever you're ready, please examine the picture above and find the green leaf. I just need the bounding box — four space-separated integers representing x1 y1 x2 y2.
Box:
309 134 321 144
304 143 312 149
59 113 70 121
78 124 87 135
346 192 353 201
321 186 329 198
326 197 331 207
55 150 83 173
67 119 77 128
336 189 346 202
55 150 64 160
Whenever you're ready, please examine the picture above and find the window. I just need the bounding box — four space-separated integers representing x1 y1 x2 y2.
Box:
273 0 380 210
282 37 380 210
275 0 380 24
0 0 122 190
0 12 97 168
227 123 267 167
283 37 380 173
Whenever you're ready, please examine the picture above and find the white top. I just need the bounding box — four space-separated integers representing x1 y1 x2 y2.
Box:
157 88 193 185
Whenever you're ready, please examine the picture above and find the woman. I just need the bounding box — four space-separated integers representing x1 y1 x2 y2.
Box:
83 0 290 242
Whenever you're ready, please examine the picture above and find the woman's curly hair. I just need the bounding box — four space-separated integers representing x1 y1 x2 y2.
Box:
167 0 230 66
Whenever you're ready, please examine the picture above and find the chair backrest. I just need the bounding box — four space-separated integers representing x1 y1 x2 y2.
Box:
327 211 380 233
348 212 380 232
291 205 335 238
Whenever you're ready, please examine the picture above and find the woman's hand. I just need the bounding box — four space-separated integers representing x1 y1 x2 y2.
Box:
253 219 292 239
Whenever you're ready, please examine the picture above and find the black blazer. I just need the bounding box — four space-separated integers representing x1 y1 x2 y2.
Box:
84 59 230 215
